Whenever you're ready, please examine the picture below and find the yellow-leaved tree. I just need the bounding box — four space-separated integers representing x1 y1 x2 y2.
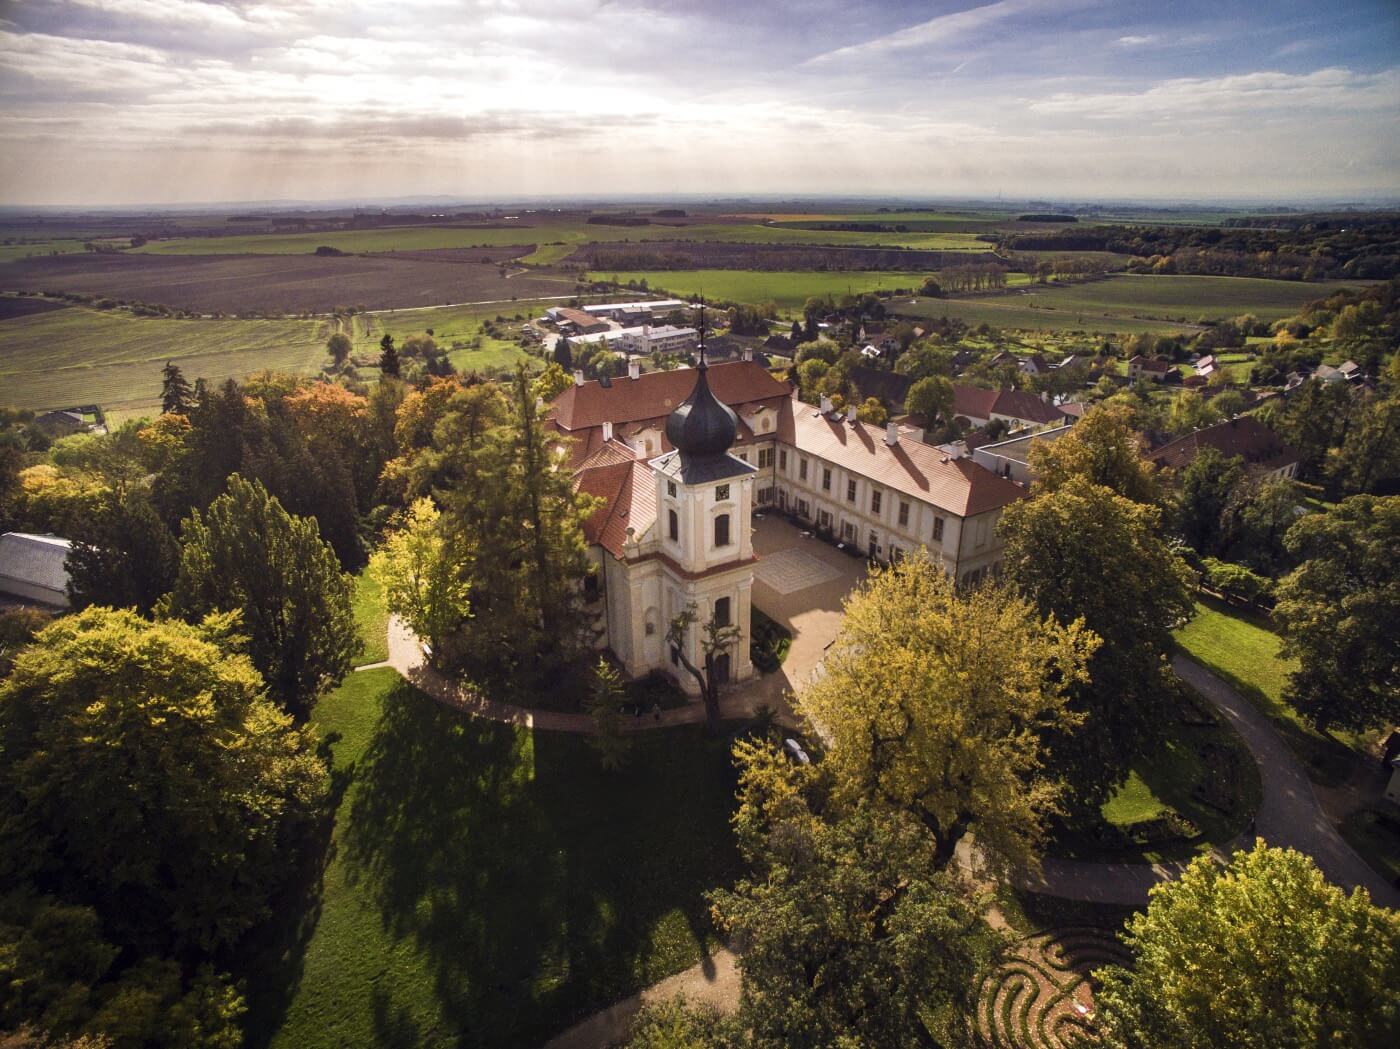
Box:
798 549 1098 874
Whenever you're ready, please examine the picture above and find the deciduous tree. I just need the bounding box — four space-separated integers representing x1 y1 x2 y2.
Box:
798 550 1096 871
1028 403 1159 504
325 331 352 368
369 497 471 662
1000 477 1195 807
0 608 326 953
1094 843 1400 1049
161 474 356 719
1272 495 1399 732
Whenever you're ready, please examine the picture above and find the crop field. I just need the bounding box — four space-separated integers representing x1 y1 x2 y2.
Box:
0 249 580 314
0 304 331 414
131 221 995 260
574 238 997 272
893 273 1360 335
588 269 933 307
0 239 91 263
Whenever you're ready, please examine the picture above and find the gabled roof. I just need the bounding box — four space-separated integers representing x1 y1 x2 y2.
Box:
786 409 1025 517
1148 416 1299 473
851 366 914 408
1129 355 1172 373
575 458 657 559
549 360 790 432
952 385 1067 426
0 532 71 597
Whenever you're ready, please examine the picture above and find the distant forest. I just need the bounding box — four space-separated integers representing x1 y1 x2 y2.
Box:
1002 213 1400 281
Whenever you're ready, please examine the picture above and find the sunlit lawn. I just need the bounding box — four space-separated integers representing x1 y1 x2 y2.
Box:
243 669 740 1049
351 571 389 666
1172 594 1362 785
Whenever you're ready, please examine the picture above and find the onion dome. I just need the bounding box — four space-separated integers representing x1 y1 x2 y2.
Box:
665 358 737 461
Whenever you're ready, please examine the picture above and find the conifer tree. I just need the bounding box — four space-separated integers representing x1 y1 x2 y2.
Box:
160 360 194 415
378 333 400 378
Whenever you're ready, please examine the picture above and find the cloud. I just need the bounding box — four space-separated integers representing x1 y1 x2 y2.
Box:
1029 67 1400 119
1116 34 1153 46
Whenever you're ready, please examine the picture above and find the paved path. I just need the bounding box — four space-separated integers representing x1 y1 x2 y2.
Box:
385 616 781 733
1021 655 1399 909
540 949 740 1049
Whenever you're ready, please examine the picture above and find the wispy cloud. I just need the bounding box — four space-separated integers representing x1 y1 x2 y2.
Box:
1117 34 1154 46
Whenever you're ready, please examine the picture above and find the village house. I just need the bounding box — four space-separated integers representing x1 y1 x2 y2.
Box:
949 385 1074 430
552 356 1027 688
1148 416 1300 481
1127 355 1173 382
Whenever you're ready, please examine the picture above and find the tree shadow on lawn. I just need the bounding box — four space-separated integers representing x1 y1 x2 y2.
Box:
340 683 740 1048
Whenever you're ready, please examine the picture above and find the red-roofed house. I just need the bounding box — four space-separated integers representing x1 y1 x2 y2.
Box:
1148 416 1300 480
950 385 1073 430
1128 355 1173 382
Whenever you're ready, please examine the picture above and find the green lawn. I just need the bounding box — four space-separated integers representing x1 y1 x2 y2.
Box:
592 269 933 308
1050 698 1262 864
0 304 330 413
351 571 389 666
1172 595 1361 785
245 670 740 1049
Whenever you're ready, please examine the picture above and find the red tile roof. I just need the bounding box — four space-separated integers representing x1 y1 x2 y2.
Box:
575 457 657 558
787 408 1026 517
1129 355 1172 373
951 385 1068 426
549 361 791 431
1148 417 1299 473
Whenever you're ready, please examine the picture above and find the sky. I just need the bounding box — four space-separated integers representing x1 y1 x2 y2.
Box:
0 0 1398 207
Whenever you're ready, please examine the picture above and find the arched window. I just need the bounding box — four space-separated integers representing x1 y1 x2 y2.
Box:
714 513 730 547
668 509 679 542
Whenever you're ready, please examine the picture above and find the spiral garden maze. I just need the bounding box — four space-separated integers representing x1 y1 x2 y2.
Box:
972 926 1130 1049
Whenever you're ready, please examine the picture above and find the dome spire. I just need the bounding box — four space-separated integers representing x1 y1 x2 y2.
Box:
665 298 737 462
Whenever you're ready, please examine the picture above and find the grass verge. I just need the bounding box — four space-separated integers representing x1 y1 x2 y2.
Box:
244 669 741 1049
351 571 389 666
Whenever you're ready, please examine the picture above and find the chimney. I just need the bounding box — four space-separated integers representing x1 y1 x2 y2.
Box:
573 369 585 386
885 421 899 446
742 347 753 362
1041 390 1049 402
602 420 614 442
846 405 857 424
628 357 641 380
820 395 833 415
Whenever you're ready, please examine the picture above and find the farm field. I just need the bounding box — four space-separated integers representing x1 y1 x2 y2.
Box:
590 269 933 307
0 249 577 314
0 304 331 414
894 273 1359 334
0 239 91 263
246 670 740 1049
132 221 995 260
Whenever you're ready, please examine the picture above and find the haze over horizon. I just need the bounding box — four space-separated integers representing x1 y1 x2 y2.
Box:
1 0 1398 208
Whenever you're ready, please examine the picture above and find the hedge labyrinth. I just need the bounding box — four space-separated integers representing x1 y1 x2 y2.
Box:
973 927 1130 1049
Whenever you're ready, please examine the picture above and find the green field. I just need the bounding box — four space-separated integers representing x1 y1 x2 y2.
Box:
132 222 993 261
351 571 389 666
246 669 739 1049
0 304 332 413
0 239 90 263
894 274 1359 335
589 269 934 308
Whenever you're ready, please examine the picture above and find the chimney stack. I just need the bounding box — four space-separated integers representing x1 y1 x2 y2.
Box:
742 347 753 362
885 421 899 446
1041 390 1049 402
846 405 857 424
602 420 614 441
573 369 585 386
628 357 641 381
820 395 833 415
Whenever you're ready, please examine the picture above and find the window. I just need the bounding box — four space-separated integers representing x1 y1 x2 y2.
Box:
842 521 855 542
667 481 677 497
871 490 882 515
932 516 944 542
797 498 810 518
822 468 832 492
799 458 808 481
583 573 600 601
758 486 774 504
898 501 910 527
846 479 857 502
758 447 773 469
645 620 656 636
714 596 731 628
714 513 730 547
779 449 788 471
818 510 832 530
716 483 730 501
668 509 678 541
